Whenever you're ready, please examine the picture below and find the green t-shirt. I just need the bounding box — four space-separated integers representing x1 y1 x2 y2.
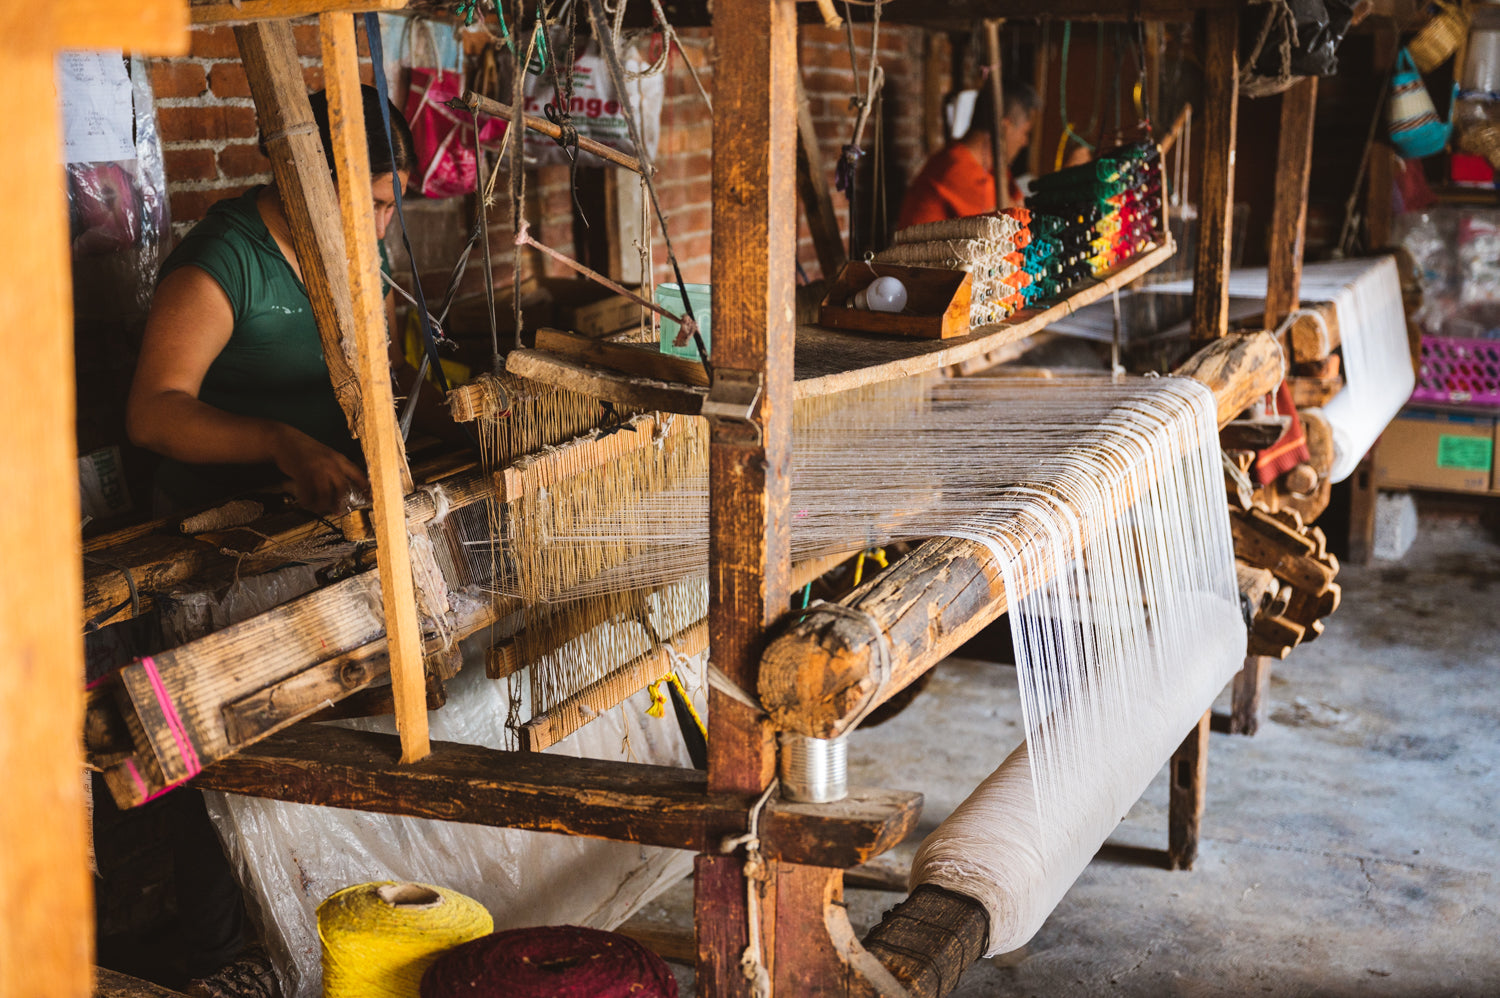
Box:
153 186 377 509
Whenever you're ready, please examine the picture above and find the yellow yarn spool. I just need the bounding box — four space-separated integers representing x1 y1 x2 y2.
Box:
318 881 493 998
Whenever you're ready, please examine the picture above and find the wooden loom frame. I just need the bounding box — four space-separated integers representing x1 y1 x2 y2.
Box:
24 1 1331 995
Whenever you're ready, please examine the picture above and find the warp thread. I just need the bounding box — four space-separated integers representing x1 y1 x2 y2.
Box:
318 881 492 998
419 925 676 997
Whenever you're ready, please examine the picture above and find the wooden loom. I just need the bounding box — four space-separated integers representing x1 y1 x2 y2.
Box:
58 2 1350 997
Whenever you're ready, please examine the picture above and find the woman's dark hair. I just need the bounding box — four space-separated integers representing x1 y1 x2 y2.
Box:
259 85 417 179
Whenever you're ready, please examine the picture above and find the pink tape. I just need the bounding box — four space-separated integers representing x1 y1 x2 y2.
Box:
139 656 202 779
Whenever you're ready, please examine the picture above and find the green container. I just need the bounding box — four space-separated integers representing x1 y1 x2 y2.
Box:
656 283 712 360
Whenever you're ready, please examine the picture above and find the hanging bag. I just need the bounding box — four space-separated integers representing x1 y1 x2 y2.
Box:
400 19 504 198
1389 47 1456 159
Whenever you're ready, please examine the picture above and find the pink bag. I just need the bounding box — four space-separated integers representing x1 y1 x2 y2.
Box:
401 20 505 198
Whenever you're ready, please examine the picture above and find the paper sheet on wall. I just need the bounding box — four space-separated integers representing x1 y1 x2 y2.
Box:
57 51 135 164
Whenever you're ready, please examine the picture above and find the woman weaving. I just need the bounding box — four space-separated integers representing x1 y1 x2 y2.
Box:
128 86 420 515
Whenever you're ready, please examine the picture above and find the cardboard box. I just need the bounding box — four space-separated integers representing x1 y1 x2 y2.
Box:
1374 410 1497 494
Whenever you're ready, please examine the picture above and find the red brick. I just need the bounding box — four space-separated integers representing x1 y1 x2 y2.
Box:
209 62 251 99
158 105 258 143
217 142 270 179
150 61 207 99
190 25 240 59
170 184 252 224
292 23 321 58
303 65 326 92
163 147 217 182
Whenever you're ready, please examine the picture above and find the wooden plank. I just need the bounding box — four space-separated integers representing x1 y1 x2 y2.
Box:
615 924 697 967
94 968 189 997
1263 78 1318 328
57 0 187 51
1191 7 1239 344
759 332 1284 741
322 14 427 761
700 2 799 995
519 621 709 752
194 724 922 870
191 0 406 24
863 884 989 998
3 9 100 995
773 865 907 998
221 642 386 746
792 241 1176 397
83 533 232 628
535 328 710 387
235 20 365 446
1167 710 1210 871
507 244 1178 407
796 73 849 283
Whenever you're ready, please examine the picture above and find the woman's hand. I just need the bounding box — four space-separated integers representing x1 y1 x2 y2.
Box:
270 424 370 514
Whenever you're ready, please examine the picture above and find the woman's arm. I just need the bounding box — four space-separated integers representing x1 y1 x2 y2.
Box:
127 265 369 512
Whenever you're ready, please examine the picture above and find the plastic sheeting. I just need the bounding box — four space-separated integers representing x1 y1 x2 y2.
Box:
205 640 705 998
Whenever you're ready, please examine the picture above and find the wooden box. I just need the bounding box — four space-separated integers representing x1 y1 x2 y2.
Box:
818 262 973 340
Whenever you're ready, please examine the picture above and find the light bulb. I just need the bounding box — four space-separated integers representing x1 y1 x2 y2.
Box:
864 276 908 313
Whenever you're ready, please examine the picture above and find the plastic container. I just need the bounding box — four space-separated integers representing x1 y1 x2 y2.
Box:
1412 335 1500 408
655 283 711 360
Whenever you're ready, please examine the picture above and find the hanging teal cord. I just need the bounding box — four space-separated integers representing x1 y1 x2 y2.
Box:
801 582 813 609
492 0 517 56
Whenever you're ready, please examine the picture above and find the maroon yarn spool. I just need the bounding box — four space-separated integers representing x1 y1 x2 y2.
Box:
419 925 678 998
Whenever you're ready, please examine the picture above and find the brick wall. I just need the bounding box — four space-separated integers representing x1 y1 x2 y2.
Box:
145 19 935 306
150 20 372 235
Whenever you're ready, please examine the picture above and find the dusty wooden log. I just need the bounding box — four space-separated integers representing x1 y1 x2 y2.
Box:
759 333 1284 740
194 724 921 870
863 884 989 998
1227 655 1273 735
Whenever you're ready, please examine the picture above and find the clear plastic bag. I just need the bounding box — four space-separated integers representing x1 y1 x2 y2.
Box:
205 638 704 998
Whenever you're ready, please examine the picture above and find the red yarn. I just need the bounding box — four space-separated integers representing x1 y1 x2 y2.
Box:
420 925 678 998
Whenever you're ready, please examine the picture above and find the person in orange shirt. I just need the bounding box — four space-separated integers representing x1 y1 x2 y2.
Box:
897 80 1041 228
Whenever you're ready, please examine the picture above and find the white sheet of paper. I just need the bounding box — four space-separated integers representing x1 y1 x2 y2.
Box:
57 50 135 164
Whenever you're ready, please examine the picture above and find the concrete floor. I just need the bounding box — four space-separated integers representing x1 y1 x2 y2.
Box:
634 512 1500 996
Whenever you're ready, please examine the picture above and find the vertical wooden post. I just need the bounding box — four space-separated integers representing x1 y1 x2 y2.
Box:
1229 655 1273 736
796 72 848 283
1366 27 1399 251
235 20 370 455
1264 77 1318 330
699 2 797 996
1167 710 1211 871
4 8 184 996
1191 8 1239 344
1029 24 1051 180
983 19 1008 210
321 13 429 762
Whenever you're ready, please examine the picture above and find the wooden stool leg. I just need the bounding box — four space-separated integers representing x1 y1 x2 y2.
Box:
1168 710 1211 871
1229 655 1272 735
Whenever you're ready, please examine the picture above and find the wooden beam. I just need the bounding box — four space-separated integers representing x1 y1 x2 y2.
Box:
700 1 799 995
191 0 406 24
321 14 427 761
6 5 183 996
1264 78 1318 329
796 72 849 283
194 724 922 871
1191 7 1239 344
464 92 646 175
760 333 1284 740
94 967 190 997
1167 710 1211 871
234 20 365 447
535 328 710 387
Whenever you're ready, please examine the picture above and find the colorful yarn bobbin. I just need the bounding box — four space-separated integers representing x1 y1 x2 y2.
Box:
319 882 494 998
420 925 678 998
